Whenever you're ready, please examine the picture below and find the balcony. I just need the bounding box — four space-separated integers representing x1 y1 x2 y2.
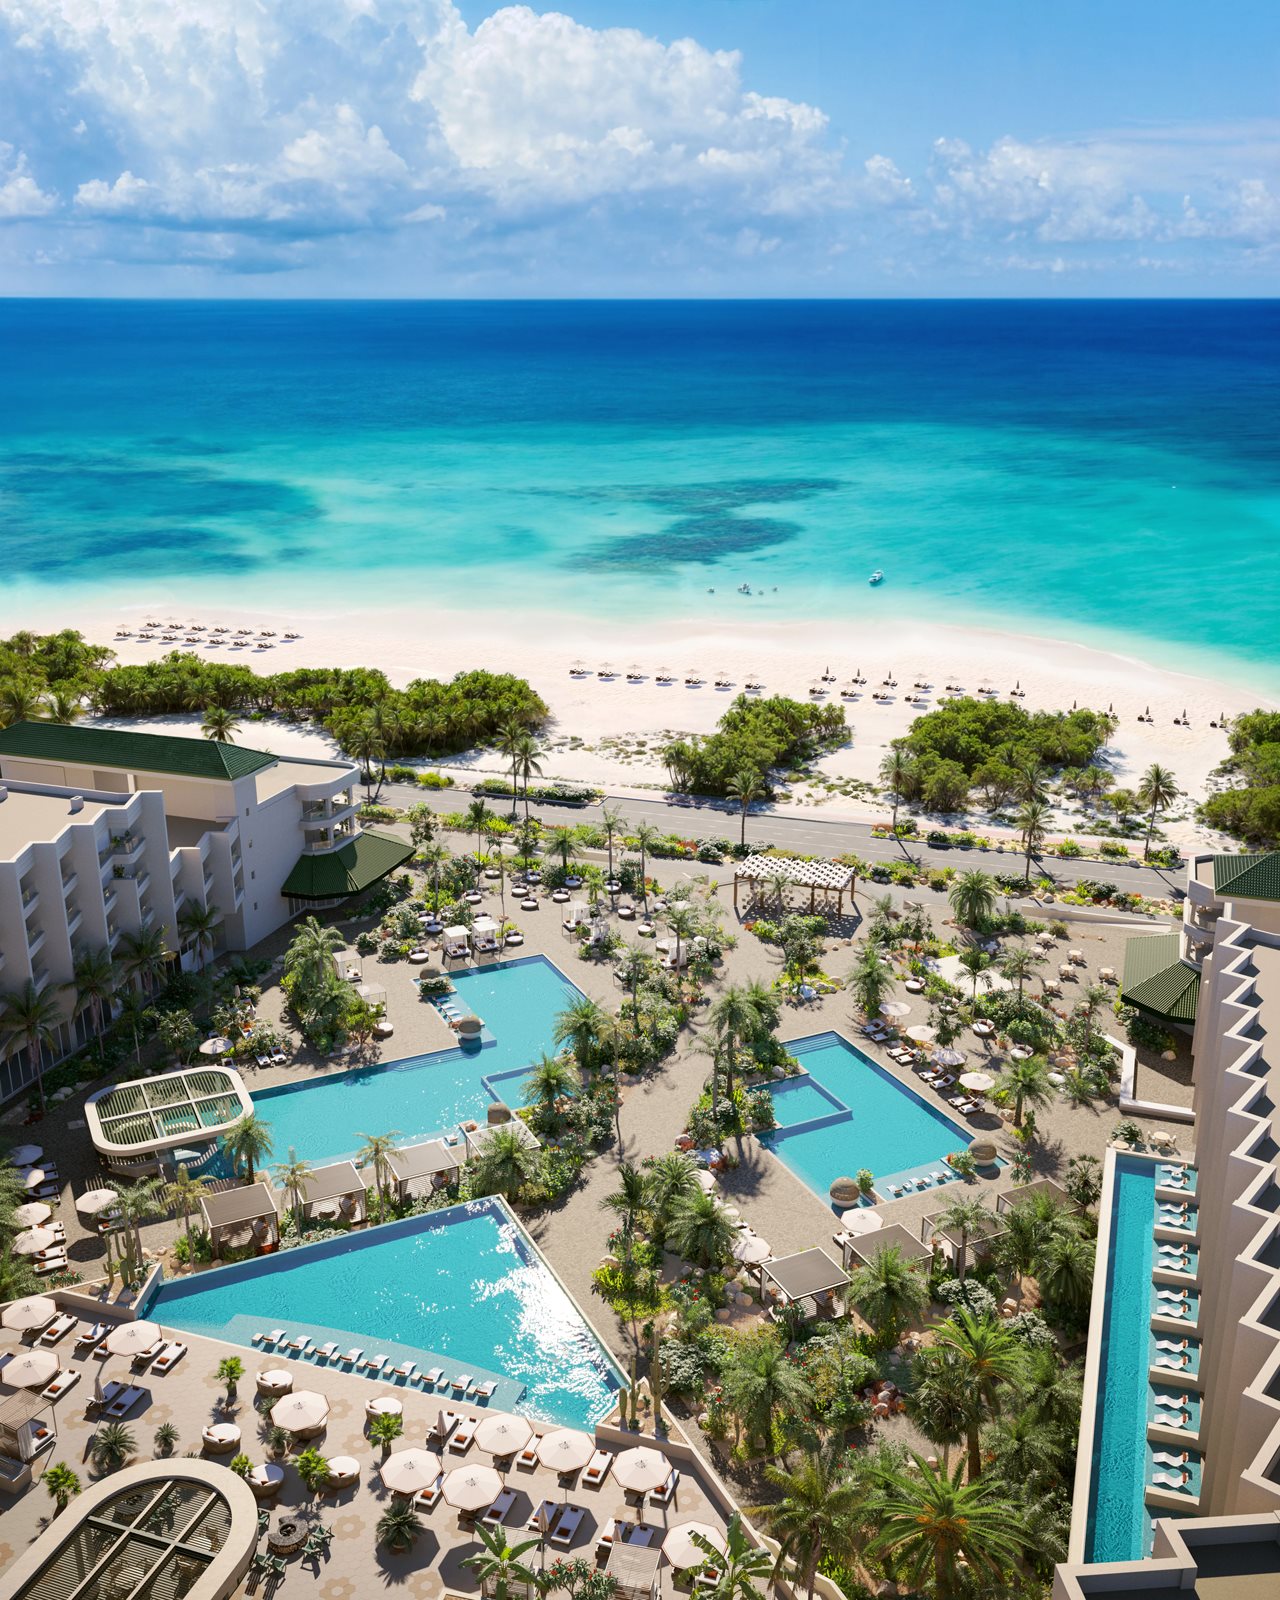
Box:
66 907 83 937
61 869 78 896
32 967 51 993
26 927 46 959
111 834 144 863
20 886 40 917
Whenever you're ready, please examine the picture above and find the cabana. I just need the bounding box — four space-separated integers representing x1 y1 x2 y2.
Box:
462 1120 540 1161
280 1160 367 1225
386 1140 462 1202
837 1223 932 1274
331 948 363 983
995 1176 1077 1216
443 925 470 962
352 979 386 1011
606 1541 662 1600
471 915 501 955
921 1205 1005 1272
760 1247 849 1317
0 1390 55 1465
732 854 855 916
200 1182 280 1259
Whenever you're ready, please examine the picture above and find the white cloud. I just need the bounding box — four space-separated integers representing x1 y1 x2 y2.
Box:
0 143 56 217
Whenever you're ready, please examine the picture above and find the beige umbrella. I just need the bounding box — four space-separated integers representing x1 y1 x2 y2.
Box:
14 1203 52 1227
840 1210 884 1235
905 1024 937 1043
379 1448 442 1496
13 1228 57 1256
10 1144 42 1166
443 1463 504 1512
270 1390 330 1432
731 1233 771 1265
536 1428 595 1474
662 1522 726 1568
199 1036 234 1057
933 1048 967 1069
104 1320 160 1357
3 1348 59 1389
2 1294 56 1331
614 1446 670 1494
76 1188 119 1217
958 1070 995 1093
475 1413 533 1457
22 1169 47 1191
880 1001 911 1020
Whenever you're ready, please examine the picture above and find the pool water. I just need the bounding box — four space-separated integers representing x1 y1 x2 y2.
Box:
253 956 583 1164
1084 1155 1157 1562
148 1198 623 1429
761 1032 972 1201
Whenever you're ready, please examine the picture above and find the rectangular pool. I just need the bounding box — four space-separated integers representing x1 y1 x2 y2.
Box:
148 1198 623 1429
253 956 584 1164
1084 1154 1157 1562
762 1031 972 1203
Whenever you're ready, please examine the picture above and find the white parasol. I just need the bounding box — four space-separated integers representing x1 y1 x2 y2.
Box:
905 1025 937 1043
613 1446 670 1493
443 1463 504 1512
958 1070 995 1093
14 1203 52 1227
536 1428 595 1473
839 1210 884 1235
104 1320 160 1357
2 1295 56 1331
662 1522 726 1568
76 1189 119 1217
731 1233 772 1265
475 1413 533 1457
21 1169 47 1191
3 1348 59 1388
932 1048 967 1068
13 1228 57 1256
9 1144 42 1166
199 1036 234 1057
379 1448 442 1496
879 1001 911 1020
270 1390 330 1432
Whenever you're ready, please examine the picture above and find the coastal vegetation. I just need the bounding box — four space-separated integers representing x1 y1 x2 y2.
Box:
663 694 845 797
1201 709 1280 846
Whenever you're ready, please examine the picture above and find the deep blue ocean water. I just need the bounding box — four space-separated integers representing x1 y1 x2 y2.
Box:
2 299 1277 683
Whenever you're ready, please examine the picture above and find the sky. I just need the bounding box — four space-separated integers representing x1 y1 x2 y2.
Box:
0 0 1277 296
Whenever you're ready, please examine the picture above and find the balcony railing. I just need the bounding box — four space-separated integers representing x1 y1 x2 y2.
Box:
61 870 78 895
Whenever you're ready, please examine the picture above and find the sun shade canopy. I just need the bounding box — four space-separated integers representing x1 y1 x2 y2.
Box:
760 1247 849 1302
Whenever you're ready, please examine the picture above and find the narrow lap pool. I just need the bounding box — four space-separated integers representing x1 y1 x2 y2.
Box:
254 956 583 1164
761 1031 972 1202
148 1198 622 1429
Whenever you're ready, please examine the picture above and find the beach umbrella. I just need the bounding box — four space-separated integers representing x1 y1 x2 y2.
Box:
379 1447 442 1497
14 1203 51 1227
13 1228 57 1256
536 1428 594 1474
932 1048 966 1069
906 1024 937 1043
475 1413 533 1457
76 1188 119 1218
2 1349 58 1389
839 1210 884 1235
2 1294 56 1331
21 1169 47 1191
879 1001 911 1020
9 1144 42 1167
443 1463 504 1512
959 1070 995 1093
198 1036 233 1057
613 1446 670 1494
662 1522 726 1569
731 1233 771 1265
270 1390 329 1432
104 1320 160 1357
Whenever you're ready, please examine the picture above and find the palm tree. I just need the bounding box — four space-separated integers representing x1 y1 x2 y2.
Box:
758 1443 859 1599
163 1163 210 1264
935 1194 993 1283
905 1346 980 1470
177 901 221 972
283 917 345 993
544 826 578 873
464 1524 542 1600
1037 1229 1095 1314
418 841 450 908
113 1178 165 1279
693 1512 775 1600
216 1355 243 1406
957 946 992 999
1019 1347 1083 1436
708 983 761 1101
42 689 84 725
663 901 698 973
600 1161 651 1237
644 1151 700 1237
117 926 170 997
993 1199 1049 1302
1015 798 1050 883
115 988 150 1066
1014 758 1050 804
864 1453 1028 1600
1064 1152 1103 1213
0 980 62 1112
879 746 913 842
599 805 624 895
846 945 891 1020
200 705 240 743
44 1461 81 1515
273 1146 316 1234
668 1190 736 1269
984 1407 1065 1494
1138 762 1180 859
376 1499 424 1553
0 684 41 727
633 821 660 908
997 1055 1054 1128
348 715 386 800
726 768 764 847
615 943 653 1026
998 944 1043 1007
847 1244 930 1348
496 718 529 816
67 946 116 1061
90 1423 136 1475
553 995 604 1074
466 798 492 865
948 869 997 930
933 1310 1027 1480
356 1131 401 1220
470 1126 541 1203
523 1053 577 1124
513 734 545 824
367 1411 404 1459
222 1114 274 1184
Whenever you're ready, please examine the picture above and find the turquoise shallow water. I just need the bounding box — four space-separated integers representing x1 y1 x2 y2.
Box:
3 300 1279 688
148 1199 622 1428
254 956 582 1164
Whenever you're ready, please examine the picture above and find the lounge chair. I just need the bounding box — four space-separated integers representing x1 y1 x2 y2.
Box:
582 1450 612 1488
1154 1390 1189 1407
41 1368 80 1401
360 1354 386 1374
888 1185 903 1198
337 1348 363 1366
1152 1451 1189 1466
252 1329 286 1347
929 1170 949 1185
151 1342 186 1375
431 1410 463 1445
1156 1339 1189 1353
448 1416 476 1452
35 1251 69 1275
649 1467 679 1505
270 1049 288 1065
314 1342 338 1363
414 1473 444 1512
1155 1412 1189 1428
527 1499 560 1534
286 1334 311 1357
132 1340 165 1367
38 1314 76 1346
550 1505 585 1548
516 1439 540 1469
423 1367 445 1388
105 1384 145 1419
451 1373 474 1391
75 1322 108 1354
1152 1470 1190 1489
392 1360 416 1382
255 1055 271 1070
474 1379 497 1401
1156 1289 1188 1300
482 1489 517 1528
1154 1354 1190 1370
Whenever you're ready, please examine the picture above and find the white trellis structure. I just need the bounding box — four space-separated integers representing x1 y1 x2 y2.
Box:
732 853 856 916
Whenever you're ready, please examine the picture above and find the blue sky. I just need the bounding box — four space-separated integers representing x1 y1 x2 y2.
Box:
1 0 1277 295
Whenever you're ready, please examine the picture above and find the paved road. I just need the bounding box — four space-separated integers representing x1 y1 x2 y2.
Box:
378 780 1184 900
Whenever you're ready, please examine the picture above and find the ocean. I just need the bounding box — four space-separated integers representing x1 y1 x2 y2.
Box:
1 299 1277 686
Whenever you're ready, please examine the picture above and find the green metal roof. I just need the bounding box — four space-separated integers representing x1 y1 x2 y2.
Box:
1121 931 1201 1023
0 720 275 781
281 829 414 900
1211 852 1280 902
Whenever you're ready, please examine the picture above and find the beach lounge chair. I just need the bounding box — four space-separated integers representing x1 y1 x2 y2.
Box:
132 1340 165 1367
649 1467 679 1505
550 1505 585 1548
314 1342 338 1363
252 1329 286 1347
582 1449 612 1488
105 1384 145 1419
38 1314 76 1346
1156 1288 1188 1300
75 1322 108 1354
392 1360 416 1382
286 1334 311 1357
1156 1339 1189 1352
360 1354 386 1373
414 1473 444 1512
482 1489 517 1528
1154 1390 1189 1407
41 1368 79 1401
451 1372 474 1391
474 1379 497 1401
1162 1305 1191 1320
423 1367 445 1388
270 1049 288 1065
337 1347 363 1366
1161 1176 1189 1190
888 1185 903 1198
431 1410 463 1446
527 1499 560 1534
448 1416 476 1453
1154 1354 1190 1370
35 1251 69 1275
1152 1451 1190 1466
516 1439 540 1469
1152 1470 1190 1489
1155 1412 1189 1428
929 1170 949 1185
152 1342 186 1375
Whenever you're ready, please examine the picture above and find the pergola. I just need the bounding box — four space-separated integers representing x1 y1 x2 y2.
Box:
760 1247 849 1314
995 1176 1076 1216
281 1160 367 1224
732 853 855 915
606 1542 662 1600
386 1140 463 1201
200 1182 279 1259
463 1121 540 1160
839 1223 932 1273
920 1206 1005 1271
0 1390 54 1463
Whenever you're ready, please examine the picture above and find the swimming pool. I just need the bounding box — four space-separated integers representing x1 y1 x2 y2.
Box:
761 1031 972 1202
1084 1154 1157 1562
253 956 583 1164
147 1197 623 1429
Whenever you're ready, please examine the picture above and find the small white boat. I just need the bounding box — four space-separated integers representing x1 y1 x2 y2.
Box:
869 570 884 586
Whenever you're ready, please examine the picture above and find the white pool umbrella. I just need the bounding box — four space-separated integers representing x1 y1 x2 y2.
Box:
270 1390 329 1432
475 1413 532 1457
22 1169 47 1190
662 1522 726 1568
906 1025 937 1043
9 1144 42 1166
614 1446 670 1494
13 1228 57 1256
537 1428 594 1473
379 1448 441 1496
14 1203 52 1227
2 1295 56 1331
932 1048 966 1069
104 1320 160 1357
199 1036 234 1057
731 1233 771 1265
880 1001 911 1019
3 1349 58 1388
443 1463 504 1511
958 1070 995 1093
76 1189 119 1217
839 1210 884 1235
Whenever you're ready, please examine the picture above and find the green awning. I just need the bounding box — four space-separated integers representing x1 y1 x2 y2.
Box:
1212 852 1280 902
281 829 414 901
1121 932 1200 1023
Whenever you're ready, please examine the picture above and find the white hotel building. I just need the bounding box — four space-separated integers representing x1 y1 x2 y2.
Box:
0 722 412 1105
